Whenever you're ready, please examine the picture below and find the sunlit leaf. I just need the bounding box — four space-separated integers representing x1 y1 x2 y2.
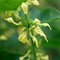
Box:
0 0 26 11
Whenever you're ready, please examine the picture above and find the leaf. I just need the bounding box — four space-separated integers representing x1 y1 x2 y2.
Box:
48 0 60 10
41 19 60 48
40 8 60 22
0 0 26 11
0 19 29 55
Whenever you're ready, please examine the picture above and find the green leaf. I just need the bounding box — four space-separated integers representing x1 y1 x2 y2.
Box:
41 19 60 48
48 0 60 10
40 8 60 22
0 0 26 11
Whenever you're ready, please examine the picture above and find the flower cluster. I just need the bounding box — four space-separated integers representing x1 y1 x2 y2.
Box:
5 0 51 48
4 0 51 60
5 17 51 48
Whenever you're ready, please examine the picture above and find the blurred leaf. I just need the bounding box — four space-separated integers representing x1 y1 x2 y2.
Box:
41 18 60 48
0 0 26 11
48 0 60 10
40 8 60 22
0 19 29 55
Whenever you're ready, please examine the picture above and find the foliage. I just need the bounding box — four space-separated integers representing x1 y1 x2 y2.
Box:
0 0 26 11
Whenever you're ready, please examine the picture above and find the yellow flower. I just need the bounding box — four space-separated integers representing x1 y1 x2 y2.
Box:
33 18 41 25
5 17 21 26
33 18 51 30
30 32 39 47
21 2 28 14
31 0 39 6
18 31 29 44
32 18 51 42
19 50 30 60
41 55 49 60
0 35 7 40
5 17 14 23
34 26 48 42
40 23 51 30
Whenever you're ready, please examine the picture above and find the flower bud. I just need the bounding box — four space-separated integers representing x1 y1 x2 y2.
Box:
31 0 39 6
33 18 41 25
21 2 28 14
5 17 14 23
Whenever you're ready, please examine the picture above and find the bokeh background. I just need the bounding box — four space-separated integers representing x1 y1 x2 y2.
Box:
0 0 60 60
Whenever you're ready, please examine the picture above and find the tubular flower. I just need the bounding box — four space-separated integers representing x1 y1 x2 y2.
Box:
0 35 7 40
19 50 30 60
30 32 39 47
33 18 51 30
40 23 52 30
32 18 51 42
18 31 29 44
5 17 22 26
5 17 14 23
21 2 28 14
31 0 39 6
34 26 48 42
33 18 41 25
21 0 39 14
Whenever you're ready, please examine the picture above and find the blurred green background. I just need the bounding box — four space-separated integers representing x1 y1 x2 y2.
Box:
0 0 60 60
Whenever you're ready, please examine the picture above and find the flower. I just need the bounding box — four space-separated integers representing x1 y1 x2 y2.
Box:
40 23 51 30
21 2 28 14
41 55 49 60
5 17 14 23
19 50 30 60
0 35 7 40
30 32 39 47
31 0 39 6
5 17 22 25
34 26 48 42
18 31 29 44
33 18 41 25
21 0 39 14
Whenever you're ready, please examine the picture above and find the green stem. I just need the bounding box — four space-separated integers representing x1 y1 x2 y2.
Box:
31 37 37 60
28 29 37 60
26 13 37 60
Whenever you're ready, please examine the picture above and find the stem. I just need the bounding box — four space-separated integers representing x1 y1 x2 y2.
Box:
26 13 37 60
28 29 37 60
31 37 37 60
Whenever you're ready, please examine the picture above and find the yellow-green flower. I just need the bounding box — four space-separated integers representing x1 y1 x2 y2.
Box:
31 0 39 6
32 18 51 42
30 32 39 47
5 17 22 25
0 35 7 40
5 16 51 48
5 17 14 23
21 0 39 14
33 18 41 25
21 2 28 14
34 26 48 42
18 30 29 44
